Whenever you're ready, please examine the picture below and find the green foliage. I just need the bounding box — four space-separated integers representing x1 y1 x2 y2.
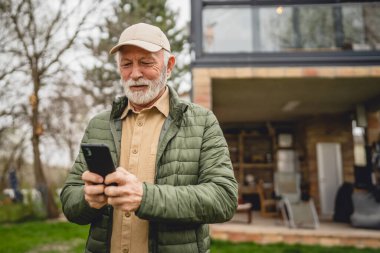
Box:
0 221 88 253
0 193 46 223
0 203 31 223
83 0 189 108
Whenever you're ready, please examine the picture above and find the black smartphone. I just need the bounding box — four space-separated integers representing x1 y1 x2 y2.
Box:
81 144 116 179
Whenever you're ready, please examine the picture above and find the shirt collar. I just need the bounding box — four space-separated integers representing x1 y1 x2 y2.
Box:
120 86 170 119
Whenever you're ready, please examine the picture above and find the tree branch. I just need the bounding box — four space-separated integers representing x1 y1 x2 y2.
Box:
25 0 38 59
9 0 32 62
40 0 101 75
0 63 27 81
39 0 66 57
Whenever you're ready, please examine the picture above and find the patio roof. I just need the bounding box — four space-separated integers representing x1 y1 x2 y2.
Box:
212 77 380 123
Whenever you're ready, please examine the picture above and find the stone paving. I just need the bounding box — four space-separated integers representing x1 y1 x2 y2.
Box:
210 212 380 249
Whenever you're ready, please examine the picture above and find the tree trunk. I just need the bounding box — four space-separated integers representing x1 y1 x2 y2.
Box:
31 67 59 219
0 162 10 193
65 128 76 163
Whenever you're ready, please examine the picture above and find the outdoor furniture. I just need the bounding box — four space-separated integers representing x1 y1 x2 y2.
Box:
236 202 252 223
350 189 380 229
257 180 278 217
333 182 354 223
279 197 319 229
274 172 319 229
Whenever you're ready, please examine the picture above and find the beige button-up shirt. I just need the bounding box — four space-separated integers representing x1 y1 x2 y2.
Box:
110 87 169 253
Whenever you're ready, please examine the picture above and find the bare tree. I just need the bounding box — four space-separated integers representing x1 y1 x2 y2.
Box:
41 75 90 163
0 0 101 218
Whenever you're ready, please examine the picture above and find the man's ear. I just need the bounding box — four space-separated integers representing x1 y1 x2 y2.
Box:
166 55 176 78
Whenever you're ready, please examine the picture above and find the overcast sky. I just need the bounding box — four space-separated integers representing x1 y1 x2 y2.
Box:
168 0 190 27
0 0 193 168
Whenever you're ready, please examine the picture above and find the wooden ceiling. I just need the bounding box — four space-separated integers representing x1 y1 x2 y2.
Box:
212 77 380 123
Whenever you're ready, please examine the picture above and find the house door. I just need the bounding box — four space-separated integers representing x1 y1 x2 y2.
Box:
316 143 343 217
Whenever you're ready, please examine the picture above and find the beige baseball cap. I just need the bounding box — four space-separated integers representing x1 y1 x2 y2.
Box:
109 23 171 54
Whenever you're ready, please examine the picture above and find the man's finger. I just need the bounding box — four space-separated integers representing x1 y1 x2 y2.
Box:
84 184 105 195
104 167 129 185
86 194 107 204
82 170 104 184
96 195 107 204
104 185 122 197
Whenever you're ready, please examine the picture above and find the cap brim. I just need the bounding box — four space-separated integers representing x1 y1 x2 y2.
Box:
109 40 162 54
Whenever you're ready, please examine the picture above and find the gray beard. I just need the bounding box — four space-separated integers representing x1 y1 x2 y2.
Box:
121 68 167 105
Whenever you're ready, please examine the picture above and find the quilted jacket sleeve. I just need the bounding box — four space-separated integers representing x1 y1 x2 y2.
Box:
136 109 238 224
60 121 105 225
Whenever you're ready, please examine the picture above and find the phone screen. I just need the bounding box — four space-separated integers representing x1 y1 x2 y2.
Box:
81 144 116 178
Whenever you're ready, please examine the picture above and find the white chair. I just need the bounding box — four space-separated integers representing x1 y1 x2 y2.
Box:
274 172 319 229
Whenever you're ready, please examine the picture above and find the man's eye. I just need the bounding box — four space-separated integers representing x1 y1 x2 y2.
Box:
141 62 153 66
121 63 131 68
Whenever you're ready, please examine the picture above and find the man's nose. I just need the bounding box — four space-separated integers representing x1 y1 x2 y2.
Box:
130 65 143 80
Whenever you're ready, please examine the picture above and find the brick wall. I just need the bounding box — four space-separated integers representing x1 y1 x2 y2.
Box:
192 66 380 109
367 111 380 145
298 114 354 212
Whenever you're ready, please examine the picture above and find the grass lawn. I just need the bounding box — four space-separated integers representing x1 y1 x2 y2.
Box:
0 220 379 253
0 220 89 253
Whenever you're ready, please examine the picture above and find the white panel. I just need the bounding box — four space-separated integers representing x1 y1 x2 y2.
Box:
277 150 297 173
317 143 343 217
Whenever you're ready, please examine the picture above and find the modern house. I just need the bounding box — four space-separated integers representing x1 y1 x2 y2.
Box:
190 0 380 218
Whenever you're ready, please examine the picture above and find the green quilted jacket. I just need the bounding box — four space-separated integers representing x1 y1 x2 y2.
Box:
60 86 238 253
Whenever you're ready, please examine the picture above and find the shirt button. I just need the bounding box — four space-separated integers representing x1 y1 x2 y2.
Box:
137 121 143 127
123 249 129 253
125 211 131 217
132 149 138 154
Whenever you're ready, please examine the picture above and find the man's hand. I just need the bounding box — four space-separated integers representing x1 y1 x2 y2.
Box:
104 167 143 213
82 171 107 209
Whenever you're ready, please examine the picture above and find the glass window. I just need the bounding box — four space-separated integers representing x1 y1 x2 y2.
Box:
202 3 380 53
203 7 253 53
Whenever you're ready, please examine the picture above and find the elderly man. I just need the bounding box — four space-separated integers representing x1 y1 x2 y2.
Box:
60 23 238 253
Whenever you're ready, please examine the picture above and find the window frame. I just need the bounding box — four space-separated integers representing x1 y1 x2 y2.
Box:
191 0 380 67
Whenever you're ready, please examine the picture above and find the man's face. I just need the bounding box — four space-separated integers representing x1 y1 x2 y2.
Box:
118 45 167 105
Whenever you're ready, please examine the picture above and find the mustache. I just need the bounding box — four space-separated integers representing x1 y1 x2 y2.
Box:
123 78 152 87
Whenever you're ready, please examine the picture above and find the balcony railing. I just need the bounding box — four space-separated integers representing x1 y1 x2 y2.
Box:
191 0 380 66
